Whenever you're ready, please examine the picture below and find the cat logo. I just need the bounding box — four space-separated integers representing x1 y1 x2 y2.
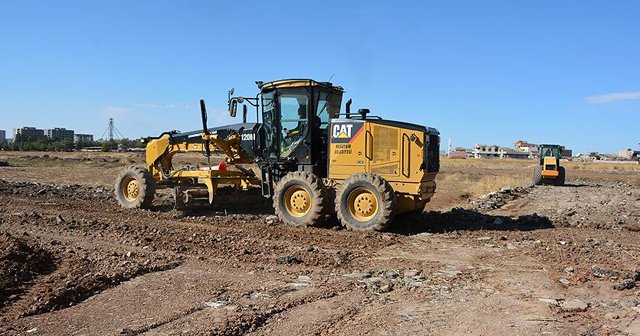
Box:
331 123 364 144
333 124 353 139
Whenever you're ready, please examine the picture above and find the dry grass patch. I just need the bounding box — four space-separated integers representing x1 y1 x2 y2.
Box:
564 161 640 171
441 157 534 169
467 175 528 199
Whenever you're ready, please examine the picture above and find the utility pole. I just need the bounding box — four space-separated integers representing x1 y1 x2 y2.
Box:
448 138 452 158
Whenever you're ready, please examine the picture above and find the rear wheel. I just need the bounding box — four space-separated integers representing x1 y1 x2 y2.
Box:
114 166 155 208
557 166 566 186
532 165 543 185
273 172 327 227
335 173 396 231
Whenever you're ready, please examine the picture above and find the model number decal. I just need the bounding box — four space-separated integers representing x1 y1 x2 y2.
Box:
241 133 255 141
334 144 352 154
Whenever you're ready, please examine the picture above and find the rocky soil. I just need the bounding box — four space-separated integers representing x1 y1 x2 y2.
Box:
0 157 639 335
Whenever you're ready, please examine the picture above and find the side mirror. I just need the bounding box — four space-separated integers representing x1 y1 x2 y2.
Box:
229 100 238 117
242 105 248 123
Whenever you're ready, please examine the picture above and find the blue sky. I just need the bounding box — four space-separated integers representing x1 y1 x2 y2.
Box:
1 1 638 153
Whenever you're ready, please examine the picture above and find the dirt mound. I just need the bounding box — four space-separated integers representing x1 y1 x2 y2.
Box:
18 155 129 165
0 233 55 309
22 257 181 316
0 179 113 202
470 186 531 210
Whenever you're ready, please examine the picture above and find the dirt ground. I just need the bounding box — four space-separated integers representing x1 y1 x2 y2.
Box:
1 152 640 335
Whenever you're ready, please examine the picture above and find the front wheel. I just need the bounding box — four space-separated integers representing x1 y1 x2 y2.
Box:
335 173 396 231
273 171 327 227
532 165 543 185
556 166 566 186
114 166 155 209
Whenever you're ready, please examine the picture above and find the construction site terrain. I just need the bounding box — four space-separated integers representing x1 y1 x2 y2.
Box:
1 152 640 335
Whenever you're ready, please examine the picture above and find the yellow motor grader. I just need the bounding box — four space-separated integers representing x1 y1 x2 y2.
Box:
114 79 440 231
532 144 566 186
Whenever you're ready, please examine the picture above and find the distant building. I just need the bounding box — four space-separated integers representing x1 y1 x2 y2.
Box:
0 130 5 142
500 148 530 159
45 128 74 142
515 140 572 158
473 144 501 158
474 144 530 159
74 133 94 143
14 127 45 141
618 148 640 160
514 140 540 155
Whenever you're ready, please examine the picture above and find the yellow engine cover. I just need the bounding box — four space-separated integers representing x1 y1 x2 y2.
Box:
328 119 435 212
541 156 560 178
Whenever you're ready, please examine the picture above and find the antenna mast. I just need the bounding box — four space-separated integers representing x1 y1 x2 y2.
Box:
101 118 125 141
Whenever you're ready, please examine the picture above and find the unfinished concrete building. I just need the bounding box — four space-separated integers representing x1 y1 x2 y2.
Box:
13 127 45 141
45 128 75 142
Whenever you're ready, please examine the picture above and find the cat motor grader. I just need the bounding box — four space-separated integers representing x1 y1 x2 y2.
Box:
114 79 440 231
532 144 566 186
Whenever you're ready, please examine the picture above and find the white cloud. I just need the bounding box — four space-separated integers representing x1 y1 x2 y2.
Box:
585 92 640 104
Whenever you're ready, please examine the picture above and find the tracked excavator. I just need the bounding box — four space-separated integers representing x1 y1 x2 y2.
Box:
114 79 440 231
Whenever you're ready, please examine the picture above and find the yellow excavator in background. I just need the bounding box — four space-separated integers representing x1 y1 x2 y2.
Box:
532 144 566 186
114 79 440 231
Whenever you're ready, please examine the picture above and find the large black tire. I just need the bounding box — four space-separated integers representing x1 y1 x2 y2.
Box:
335 173 396 231
532 165 543 185
114 166 155 209
557 166 566 186
273 171 327 227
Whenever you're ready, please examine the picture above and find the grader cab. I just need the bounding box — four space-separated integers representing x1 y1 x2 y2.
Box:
114 79 440 231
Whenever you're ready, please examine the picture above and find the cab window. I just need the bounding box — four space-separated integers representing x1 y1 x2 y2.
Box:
279 94 308 157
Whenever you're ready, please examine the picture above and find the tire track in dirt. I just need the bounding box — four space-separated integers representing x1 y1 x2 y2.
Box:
2 177 640 335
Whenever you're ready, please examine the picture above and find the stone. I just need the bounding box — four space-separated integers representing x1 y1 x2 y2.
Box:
363 277 383 287
385 271 399 279
613 279 636 291
560 299 589 312
538 298 559 306
204 301 227 308
378 284 393 293
275 255 302 265
265 215 278 225
618 298 638 308
591 266 607 278
342 271 371 279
